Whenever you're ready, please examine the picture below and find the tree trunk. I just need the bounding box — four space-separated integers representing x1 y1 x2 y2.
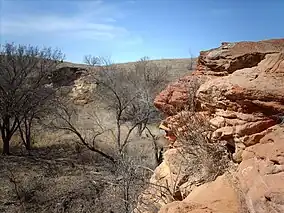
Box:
17 117 32 151
116 119 121 149
25 121 32 150
2 138 10 155
1 116 19 155
155 147 163 166
137 122 147 136
123 181 130 213
25 137 31 150
137 123 143 136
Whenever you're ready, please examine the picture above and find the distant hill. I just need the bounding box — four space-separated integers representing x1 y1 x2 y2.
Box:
58 58 196 81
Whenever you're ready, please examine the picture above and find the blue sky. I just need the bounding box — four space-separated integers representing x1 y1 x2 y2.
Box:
0 0 283 63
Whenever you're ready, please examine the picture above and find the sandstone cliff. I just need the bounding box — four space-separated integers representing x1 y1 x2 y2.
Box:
140 39 284 213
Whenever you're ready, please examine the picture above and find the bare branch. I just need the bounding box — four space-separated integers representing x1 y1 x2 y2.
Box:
50 100 115 163
0 42 64 154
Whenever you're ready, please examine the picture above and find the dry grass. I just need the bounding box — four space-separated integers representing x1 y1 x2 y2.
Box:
0 143 112 213
59 57 196 81
114 58 196 80
0 127 159 213
0 113 161 213
0 57 196 212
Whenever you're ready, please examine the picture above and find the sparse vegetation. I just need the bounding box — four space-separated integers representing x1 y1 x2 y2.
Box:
0 42 204 213
0 42 179 212
0 43 64 154
187 49 194 71
49 100 116 163
172 111 230 181
170 76 230 183
84 55 170 154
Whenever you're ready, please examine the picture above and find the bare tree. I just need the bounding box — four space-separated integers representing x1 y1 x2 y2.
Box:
82 60 134 153
129 57 170 135
187 49 194 71
46 56 168 212
83 55 101 66
17 107 39 151
0 43 64 154
85 56 170 144
49 99 115 163
92 68 140 153
114 156 150 213
145 126 163 166
49 98 155 213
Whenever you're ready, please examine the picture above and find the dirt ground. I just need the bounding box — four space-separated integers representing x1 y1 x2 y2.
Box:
0 127 158 213
0 141 111 213
0 104 160 213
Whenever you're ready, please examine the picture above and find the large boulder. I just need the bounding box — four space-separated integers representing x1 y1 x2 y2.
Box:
237 125 284 213
135 147 212 213
197 52 284 114
195 39 284 76
159 174 240 213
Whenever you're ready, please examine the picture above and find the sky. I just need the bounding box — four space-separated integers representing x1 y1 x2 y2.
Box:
0 0 283 63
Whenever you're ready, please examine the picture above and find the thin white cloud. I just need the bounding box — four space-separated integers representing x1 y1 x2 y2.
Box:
1 0 139 42
1 15 127 40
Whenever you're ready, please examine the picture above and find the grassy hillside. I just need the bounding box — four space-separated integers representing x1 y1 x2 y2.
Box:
59 57 196 80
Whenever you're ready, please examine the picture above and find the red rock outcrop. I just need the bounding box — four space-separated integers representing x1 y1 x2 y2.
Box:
196 39 284 76
154 76 206 116
155 39 284 116
159 174 240 213
147 38 284 213
197 52 284 114
238 126 284 213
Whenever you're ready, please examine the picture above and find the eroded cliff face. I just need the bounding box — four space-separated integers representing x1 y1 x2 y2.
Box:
50 64 96 105
141 39 284 213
